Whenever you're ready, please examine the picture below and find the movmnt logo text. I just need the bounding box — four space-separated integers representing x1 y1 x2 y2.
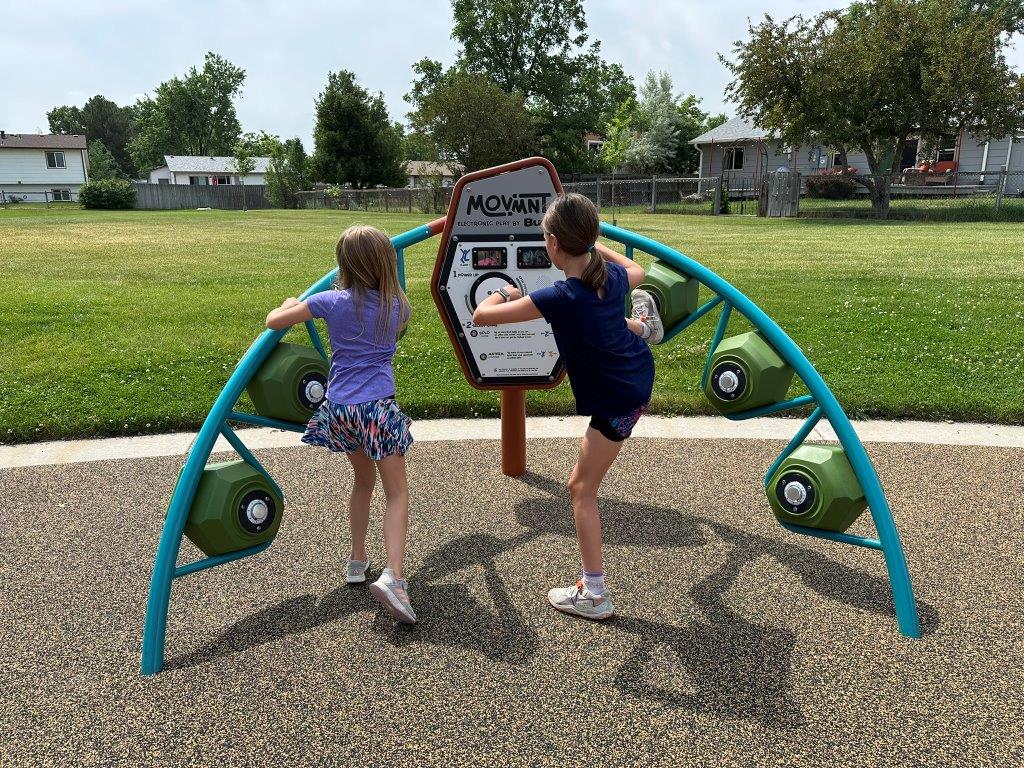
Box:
465 192 552 218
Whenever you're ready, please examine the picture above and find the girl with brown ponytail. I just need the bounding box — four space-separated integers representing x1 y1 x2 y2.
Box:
473 192 662 621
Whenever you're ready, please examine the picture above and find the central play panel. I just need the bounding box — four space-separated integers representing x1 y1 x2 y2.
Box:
140 157 920 676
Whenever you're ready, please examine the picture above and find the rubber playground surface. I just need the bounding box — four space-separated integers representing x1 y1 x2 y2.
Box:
2 436 1022 767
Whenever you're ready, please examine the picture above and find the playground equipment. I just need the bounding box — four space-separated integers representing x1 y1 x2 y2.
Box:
184 460 284 555
766 444 867 532
140 157 919 676
636 260 698 329
245 342 329 425
703 331 795 415
430 158 567 476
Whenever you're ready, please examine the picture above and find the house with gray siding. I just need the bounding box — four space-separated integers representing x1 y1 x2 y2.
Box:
690 117 1023 194
147 155 271 186
0 132 89 202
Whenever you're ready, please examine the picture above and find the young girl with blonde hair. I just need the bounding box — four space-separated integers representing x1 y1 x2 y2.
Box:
266 225 417 624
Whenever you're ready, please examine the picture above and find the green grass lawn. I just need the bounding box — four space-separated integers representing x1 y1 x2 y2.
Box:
1 206 1022 443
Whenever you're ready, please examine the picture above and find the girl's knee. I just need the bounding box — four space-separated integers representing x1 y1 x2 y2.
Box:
568 477 597 504
353 472 376 493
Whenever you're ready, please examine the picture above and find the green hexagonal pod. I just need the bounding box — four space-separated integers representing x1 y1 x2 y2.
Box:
184 460 284 556
766 444 867 532
245 342 329 425
637 259 699 335
704 331 794 415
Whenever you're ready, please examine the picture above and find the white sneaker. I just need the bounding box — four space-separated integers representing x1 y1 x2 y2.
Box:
547 580 615 620
346 557 370 584
631 288 664 344
370 570 417 624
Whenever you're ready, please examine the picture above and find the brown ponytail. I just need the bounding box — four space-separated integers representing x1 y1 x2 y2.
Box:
542 192 606 292
579 246 608 293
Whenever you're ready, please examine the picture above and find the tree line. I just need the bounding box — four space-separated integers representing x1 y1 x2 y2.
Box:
46 0 725 205
46 0 1022 217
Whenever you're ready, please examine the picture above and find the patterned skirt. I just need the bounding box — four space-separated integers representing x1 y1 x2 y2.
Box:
301 397 413 460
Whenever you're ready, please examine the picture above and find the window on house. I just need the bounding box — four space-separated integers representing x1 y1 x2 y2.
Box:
50 189 72 201
189 175 209 185
831 150 844 167
723 147 744 171
215 176 231 185
587 140 604 154
45 151 66 169
158 178 170 185
934 134 957 163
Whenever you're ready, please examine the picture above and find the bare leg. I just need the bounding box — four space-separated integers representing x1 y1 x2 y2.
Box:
568 427 624 574
345 449 376 561
375 453 410 579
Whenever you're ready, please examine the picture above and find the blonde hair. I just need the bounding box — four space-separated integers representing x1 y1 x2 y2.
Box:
335 225 410 343
542 192 605 292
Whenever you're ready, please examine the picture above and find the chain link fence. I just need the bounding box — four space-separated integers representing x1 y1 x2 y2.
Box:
1 189 80 206
562 176 722 215
294 185 454 214
196 170 1024 222
799 170 1024 221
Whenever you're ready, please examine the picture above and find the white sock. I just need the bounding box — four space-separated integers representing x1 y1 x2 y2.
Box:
582 570 606 596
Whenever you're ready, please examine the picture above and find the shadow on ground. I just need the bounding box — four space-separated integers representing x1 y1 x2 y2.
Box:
168 471 938 729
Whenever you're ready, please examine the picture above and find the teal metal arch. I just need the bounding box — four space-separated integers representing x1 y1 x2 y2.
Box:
600 221 920 640
140 216 918 677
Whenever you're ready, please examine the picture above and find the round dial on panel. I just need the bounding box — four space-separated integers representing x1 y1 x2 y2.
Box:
468 271 517 310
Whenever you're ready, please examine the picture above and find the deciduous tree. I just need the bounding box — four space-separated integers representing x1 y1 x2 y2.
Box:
231 141 257 210
722 0 1024 217
407 67 538 172
86 139 123 181
448 0 633 172
48 96 136 177
310 70 405 187
128 53 246 173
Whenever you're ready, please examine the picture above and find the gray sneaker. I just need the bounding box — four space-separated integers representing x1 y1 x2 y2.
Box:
346 557 370 584
547 580 615 620
370 570 417 624
631 288 664 344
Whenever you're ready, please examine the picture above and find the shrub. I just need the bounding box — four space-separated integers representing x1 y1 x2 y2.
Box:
79 179 136 209
805 172 858 200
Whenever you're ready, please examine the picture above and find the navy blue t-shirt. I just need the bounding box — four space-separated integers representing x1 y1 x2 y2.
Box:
530 262 655 417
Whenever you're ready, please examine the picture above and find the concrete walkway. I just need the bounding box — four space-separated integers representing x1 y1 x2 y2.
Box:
2 415 1023 468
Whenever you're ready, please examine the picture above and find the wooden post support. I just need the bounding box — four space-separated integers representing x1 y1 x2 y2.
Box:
500 388 527 477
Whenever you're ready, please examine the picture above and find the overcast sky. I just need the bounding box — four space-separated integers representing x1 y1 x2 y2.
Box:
2 0 1021 150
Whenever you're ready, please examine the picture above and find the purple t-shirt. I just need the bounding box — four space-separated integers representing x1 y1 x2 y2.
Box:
305 288 406 405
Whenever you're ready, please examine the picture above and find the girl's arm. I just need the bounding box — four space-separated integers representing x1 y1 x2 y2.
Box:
472 286 543 326
595 242 646 289
266 297 315 330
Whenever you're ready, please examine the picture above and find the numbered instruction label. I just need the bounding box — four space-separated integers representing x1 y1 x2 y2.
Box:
432 160 565 388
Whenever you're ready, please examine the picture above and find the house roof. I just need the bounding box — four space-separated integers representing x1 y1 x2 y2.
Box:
163 155 272 174
689 117 771 146
404 160 462 177
0 133 88 150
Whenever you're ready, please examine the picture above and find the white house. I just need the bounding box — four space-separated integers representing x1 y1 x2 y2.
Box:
147 155 271 186
404 160 462 188
0 132 89 202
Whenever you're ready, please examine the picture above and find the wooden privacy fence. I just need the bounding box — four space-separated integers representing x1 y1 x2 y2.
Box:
133 183 270 210
759 171 801 217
